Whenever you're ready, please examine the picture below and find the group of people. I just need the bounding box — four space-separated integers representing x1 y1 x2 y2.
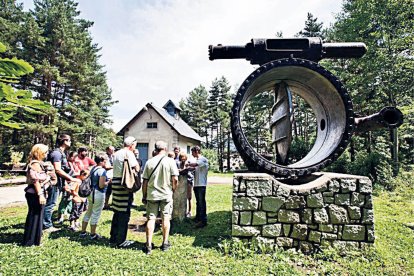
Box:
22 134 209 255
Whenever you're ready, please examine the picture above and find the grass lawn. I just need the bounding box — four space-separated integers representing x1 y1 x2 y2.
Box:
1 181 413 275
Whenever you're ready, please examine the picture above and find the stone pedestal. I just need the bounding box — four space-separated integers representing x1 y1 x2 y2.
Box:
232 172 375 253
173 175 188 221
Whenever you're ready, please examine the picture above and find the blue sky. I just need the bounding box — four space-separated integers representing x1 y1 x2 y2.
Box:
21 0 343 131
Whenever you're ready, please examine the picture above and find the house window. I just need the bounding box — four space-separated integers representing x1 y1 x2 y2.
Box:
147 122 157 129
187 146 191 154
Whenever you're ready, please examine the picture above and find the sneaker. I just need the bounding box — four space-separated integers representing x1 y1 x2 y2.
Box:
79 232 87 238
161 242 171 252
186 212 191 218
143 244 152 255
90 234 102 240
118 240 135 247
44 226 60 233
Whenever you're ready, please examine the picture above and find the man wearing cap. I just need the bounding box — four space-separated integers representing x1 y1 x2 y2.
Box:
109 136 140 247
142 140 179 254
188 145 209 228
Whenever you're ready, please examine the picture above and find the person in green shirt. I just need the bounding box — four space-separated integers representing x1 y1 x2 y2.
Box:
142 140 179 255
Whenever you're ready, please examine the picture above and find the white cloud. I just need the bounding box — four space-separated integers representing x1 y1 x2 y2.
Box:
22 0 343 132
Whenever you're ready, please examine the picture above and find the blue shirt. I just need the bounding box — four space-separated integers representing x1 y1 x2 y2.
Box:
91 167 108 193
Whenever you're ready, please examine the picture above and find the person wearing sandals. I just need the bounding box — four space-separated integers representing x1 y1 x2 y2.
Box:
23 144 57 246
142 140 179 254
80 153 110 240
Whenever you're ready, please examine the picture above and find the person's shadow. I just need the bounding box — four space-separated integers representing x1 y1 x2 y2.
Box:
170 210 231 249
0 223 25 244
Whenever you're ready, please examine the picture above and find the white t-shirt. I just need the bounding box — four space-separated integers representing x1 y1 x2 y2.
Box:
193 156 208 187
112 148 139 178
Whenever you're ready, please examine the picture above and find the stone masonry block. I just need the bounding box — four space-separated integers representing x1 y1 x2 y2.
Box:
348 206 362 220
233 197 259 211
285 195 306 209
301 209 313 224
309 230 322 243
239 180 246 192
342 225 365 241
233 178 240 192
359 178 372 194
329 180 340 192
278 209 300 223
341 179 357 192
335 193 351 206
366 225 375 242
364 195 373 208
262 224 282 237
276 185 291 198
252 211 267 225
322 233 338 240
313 208 329 224
246 180 273 197
240 212 252 225
328 205 350 224
290 224 308 240
307 193 324 208
232 225 260 237
283 224 291 236
319 224 335 233
262 197 285 212
232 211 239 224
362 209 374 224
351 192 365 206
276 237 293 247
324 196 334 204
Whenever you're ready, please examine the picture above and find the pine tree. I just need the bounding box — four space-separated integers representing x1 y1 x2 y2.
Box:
296 13 325 39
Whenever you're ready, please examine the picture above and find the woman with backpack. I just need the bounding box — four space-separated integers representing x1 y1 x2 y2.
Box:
23 144 57 246
79 153 110 240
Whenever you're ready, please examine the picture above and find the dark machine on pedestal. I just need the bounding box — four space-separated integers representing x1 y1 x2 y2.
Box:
209 37 404 252
209 37 403 180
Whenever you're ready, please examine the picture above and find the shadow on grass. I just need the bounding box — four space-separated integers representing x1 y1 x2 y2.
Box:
170 210 232 249
47 228 147 251
0 222 25 244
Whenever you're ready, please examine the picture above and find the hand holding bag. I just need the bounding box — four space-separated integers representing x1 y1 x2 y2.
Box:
121 153 142 193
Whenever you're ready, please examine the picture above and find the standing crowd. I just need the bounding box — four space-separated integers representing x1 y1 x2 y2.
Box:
22 134 208 255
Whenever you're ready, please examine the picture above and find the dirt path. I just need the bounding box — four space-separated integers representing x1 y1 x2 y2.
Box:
0 176 233 208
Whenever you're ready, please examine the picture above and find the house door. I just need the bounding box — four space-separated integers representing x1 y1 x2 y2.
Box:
137 143 149 169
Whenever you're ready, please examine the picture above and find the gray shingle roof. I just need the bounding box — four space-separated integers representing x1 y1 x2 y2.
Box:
118 101 202 142
151 103 202 141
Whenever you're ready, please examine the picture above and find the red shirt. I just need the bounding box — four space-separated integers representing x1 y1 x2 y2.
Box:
74 156 96 171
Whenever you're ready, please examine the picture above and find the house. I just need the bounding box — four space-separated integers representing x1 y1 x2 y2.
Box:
118 100 202 167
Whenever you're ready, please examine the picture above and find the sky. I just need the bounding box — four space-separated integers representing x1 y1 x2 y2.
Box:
21 0 344 132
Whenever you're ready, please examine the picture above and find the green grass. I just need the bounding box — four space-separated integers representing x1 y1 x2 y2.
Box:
208 171 234 177
1 179 414 275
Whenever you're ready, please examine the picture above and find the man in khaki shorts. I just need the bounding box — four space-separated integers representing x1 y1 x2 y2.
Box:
142 140 179 254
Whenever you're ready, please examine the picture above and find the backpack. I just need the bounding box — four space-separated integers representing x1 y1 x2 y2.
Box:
78 167 99 198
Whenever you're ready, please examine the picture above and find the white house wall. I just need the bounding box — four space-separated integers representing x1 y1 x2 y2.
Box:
124 107 199 158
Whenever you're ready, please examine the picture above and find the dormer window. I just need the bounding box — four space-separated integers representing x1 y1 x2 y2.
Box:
147 122 157 129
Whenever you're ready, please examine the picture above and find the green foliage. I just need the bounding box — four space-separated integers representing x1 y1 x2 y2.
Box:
0 42 51 129
0 0 117 155
202 148 219 172
296 12 326 39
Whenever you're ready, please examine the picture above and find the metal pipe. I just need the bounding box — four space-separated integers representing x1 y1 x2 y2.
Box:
354 106 403 133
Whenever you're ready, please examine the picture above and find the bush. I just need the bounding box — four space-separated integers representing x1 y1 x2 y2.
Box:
202 148 219 172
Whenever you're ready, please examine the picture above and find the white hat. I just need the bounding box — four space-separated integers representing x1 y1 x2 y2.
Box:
124 136 137 146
